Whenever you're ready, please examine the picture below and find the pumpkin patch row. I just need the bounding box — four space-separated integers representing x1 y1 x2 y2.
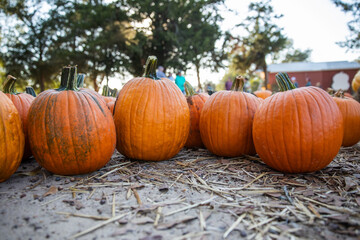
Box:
0 56 360 182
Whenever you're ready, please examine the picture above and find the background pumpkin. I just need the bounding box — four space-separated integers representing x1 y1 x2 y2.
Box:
352 70 360 92
254 89 272 99
3 75 35 159
28 66 116 175
331 90 360 147
184 81 209 148
0 91 24 182
114 56 190 161
253 73 344 173
200 76 261 157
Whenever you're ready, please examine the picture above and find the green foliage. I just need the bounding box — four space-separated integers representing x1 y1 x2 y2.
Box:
228 0 289 89
332 0 360 50
281 48 312 63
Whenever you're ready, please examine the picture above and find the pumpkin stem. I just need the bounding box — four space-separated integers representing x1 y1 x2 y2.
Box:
231 76 245 92
143 56 159 80
25 87 37 97
110 88 118 97
185 81 197 96
61 66 78 91
3 75 17 94
77 73 85 88
334 90 344 98
327 88 335 95
275 72 296 92
102 85 110 96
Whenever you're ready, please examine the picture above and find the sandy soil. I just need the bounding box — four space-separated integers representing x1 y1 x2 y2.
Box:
0 145 359 240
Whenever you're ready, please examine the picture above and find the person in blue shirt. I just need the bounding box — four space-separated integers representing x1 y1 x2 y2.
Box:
175 71 186 94
156 66 167 78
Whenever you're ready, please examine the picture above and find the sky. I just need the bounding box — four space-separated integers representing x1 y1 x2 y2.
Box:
108 0 360 89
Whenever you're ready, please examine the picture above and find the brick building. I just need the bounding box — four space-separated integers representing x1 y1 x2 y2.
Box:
267 61 360 92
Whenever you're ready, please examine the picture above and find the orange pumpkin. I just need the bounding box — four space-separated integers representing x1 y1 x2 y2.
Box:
3 76 35 159
0 91 24 182
352 70 360 92
331 90 360 147
200 76 262 157
102 85 117 114
114 56 190 161
254 89 272 99
76 73 106 104
184 81 209 148
28 66 116 175
253 73 344 173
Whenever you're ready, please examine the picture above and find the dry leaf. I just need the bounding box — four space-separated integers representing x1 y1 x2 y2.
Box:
43 186 58 197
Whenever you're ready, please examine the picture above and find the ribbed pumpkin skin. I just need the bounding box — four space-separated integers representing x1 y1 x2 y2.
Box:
185 93 209 148
200 91 261 157
103 96 116 114
254 90 272 99
352 70 360 92
253 87 343 173
114 77 190 161
0 92 24 182
28 90 116 175
6 93 35 159
333 97 360 147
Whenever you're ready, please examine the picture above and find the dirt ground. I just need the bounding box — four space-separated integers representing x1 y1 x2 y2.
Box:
0 144 359 240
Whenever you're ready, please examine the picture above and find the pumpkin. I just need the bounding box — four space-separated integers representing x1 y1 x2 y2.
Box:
253 73 343 173
0 91 24 182
102 85 117 114
200 76 262 157
330 90 360 147
27 66 116 175
114 56 190 161
3 75 35 159
352 70 360 92
184 81 209 148
254 89 272 99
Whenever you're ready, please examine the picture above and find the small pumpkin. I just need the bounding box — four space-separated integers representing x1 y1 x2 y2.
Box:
102 85 117 114
114 56 190 161
0 91 24 182
254 88 272 99
200 76 262 157
28 66 116 175
3 75 35 159
253 73 344 173
330 90 360 147
184 81 209 148
352 70 360 92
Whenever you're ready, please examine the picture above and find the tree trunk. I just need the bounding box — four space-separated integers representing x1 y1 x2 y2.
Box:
195 63 202 91
40 70 45 92
263 63 268 90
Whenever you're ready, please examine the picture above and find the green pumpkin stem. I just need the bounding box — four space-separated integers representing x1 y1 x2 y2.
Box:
185 81 196 96
61 66 78 91
111 88 118 97
275 72 296 92
231 76 245 91
102 85 110 96
25 87 36 97
3 75 17 94
77 74 85 88
143 56 159 80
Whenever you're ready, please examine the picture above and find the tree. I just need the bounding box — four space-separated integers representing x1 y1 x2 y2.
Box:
122 0 225 88
332 0 360 50
228 0 288 89
281 48 312 63
0 0 65 91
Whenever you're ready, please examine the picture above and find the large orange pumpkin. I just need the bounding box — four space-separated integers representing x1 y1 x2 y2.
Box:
331 90 360 147
253 72 344 173
114 56 190 161
184 81 209 148
200 76 262 157
254 89 272 99
28 66 116 175
3 75 35 159
352 70 360 92
0 91 24 182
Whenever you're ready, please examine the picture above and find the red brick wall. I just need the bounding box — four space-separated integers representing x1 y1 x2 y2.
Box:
268 69 359 92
